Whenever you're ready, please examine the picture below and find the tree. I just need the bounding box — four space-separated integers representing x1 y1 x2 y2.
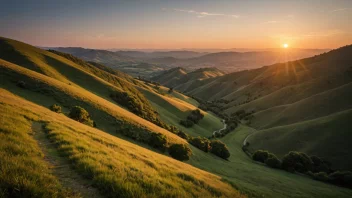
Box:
189 137 211 152
68 106 94 127
282 151 313 173
252 150 269 163
210 140 230 159
149 133 168 151
168 87 174 93
50 104 62 113
265 153 281 169
169 144 192 161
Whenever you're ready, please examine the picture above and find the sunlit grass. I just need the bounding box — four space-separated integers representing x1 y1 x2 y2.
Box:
0 89 244 198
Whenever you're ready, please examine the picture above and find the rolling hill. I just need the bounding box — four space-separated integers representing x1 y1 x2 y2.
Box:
156 44 352 171
1 37 352 197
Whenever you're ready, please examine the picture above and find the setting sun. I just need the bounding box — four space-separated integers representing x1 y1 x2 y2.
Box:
283 43 289 48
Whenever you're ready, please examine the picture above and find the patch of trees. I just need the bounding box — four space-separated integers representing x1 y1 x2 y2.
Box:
68 106 96 127
189 137 230 160
50 104 62 113
169 144 192 161
180 109 204 128
252 150 352 189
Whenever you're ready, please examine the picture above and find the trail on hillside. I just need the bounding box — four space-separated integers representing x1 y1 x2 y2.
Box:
32 122 103 198
213 119 227 136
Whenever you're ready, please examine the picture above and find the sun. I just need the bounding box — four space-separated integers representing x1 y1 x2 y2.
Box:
283 43 289 48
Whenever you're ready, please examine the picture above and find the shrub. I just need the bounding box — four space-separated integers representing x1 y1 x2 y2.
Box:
169 144 192 161
311 172 330 182
189 137 211 152
328 171 352 188
149 133 168 151
186 109 204 124
50 104 62 113
68 106 94 127
252 150 269 163
310 155 331 173
282 151 313 173
180 120 194 128
210 140 230 159
177 131 189 140
265 154 281 169
16 80 26 88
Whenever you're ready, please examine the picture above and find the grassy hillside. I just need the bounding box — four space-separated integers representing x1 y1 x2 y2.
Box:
188 125 352 197
246 109 352 170
151 67 224 90
139 84 223 137
0 58 185 145
0 89 243 197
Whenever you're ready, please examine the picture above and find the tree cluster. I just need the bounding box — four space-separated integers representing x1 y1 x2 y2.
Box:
180 109 204 128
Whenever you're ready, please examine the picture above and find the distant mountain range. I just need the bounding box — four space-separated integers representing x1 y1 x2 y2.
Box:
46 47 329 75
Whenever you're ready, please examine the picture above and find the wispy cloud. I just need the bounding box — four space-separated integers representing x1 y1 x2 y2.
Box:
330 8 350 12
166 8 240 18
261 20 282 24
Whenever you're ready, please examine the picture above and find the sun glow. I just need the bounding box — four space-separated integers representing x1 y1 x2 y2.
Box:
283 43 289 48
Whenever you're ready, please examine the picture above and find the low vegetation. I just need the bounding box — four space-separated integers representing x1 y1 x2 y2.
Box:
50 104 62 113
68 106 95 127
168 144 192 161
252 150 352 189
210 140 231 160
180 109 204 128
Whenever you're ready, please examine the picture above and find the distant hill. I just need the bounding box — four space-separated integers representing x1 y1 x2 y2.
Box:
49 47 329 75
147 49 329 72
151 67 225 89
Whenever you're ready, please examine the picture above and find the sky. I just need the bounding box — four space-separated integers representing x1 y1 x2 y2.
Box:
0 0 351 49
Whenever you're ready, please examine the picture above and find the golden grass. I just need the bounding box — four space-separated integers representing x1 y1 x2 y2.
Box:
0 89 244 198
0 59 186 145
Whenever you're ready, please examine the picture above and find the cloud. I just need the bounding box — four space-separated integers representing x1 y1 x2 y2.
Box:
330 8 350 12
169 8 239 18
261 20 282 24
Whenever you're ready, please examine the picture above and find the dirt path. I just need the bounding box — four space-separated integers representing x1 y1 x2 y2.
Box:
31 122 103 198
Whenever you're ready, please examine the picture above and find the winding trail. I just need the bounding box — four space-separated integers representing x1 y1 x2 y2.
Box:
213 119 227 136
32 122 103 198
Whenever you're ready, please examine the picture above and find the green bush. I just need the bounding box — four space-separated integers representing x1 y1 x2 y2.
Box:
169 144 192 161
282 151 313 173
210 140 230 159
252 150 269 163
265 154 281 169
177 131 189 140
49 104 62 113
310 155 331 173
68 106 94 127
189 137 211 152
187 109 204 124
328 171 352 188
149 133 168 151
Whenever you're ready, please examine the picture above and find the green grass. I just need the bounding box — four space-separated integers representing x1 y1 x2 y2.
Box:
247 109 352 170
0 89 243 198
0 99 75 197
187 125 352 197
140 86 223 137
